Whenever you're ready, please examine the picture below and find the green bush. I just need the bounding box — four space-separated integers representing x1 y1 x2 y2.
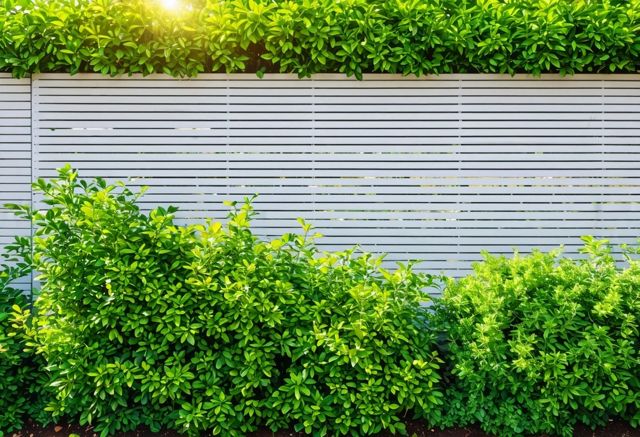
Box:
0 237 51 433
1 0 639 78
5 166 640 436
432 238 640 436
10 166 442 436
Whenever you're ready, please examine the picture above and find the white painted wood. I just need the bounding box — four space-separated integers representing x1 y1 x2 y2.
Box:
4 72 636 292
0 73 31 292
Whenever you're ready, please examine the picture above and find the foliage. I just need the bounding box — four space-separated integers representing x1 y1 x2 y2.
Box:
8 166 442 436
3 166 640 436
0 0 639 78
0 237 51 433
431 238 640 436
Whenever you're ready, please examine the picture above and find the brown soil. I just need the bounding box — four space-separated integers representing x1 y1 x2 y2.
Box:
11 419 640 437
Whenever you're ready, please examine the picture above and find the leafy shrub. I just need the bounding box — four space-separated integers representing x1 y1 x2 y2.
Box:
11 166 442 436
0 237 51 433
432 238 640 436
1 0 639 78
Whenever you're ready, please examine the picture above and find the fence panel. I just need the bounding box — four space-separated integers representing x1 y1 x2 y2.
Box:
26 73 640 282
0 73 31 290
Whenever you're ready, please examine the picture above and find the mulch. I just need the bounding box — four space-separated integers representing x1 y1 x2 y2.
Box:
11 419 640 437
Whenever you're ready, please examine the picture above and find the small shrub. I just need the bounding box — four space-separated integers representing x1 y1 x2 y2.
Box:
267 248 443 435
0 237 50 433
432 238 640 436
13 167 200 435
12 166 442 436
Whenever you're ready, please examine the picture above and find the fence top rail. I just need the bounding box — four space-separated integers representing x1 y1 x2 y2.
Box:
24 73 640 81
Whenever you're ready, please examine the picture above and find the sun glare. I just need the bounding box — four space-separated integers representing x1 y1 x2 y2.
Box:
160 0 180 11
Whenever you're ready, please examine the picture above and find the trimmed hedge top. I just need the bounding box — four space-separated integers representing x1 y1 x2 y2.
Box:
1 0 639 78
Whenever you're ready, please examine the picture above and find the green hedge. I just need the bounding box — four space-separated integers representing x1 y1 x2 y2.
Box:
1 0 639 78
431 239 640 436
1 168 639 436
5 166 443 436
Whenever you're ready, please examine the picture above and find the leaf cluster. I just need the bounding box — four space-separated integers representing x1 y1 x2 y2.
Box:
7 166 442 436
3 167 640 436
0 238 51 433
0 0 639 78
431 237 640 436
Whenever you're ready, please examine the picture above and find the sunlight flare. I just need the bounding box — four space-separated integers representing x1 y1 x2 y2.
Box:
160 0 180 11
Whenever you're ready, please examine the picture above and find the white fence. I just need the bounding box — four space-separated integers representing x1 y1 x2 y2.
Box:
3 73 640 287
0 73 31 289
